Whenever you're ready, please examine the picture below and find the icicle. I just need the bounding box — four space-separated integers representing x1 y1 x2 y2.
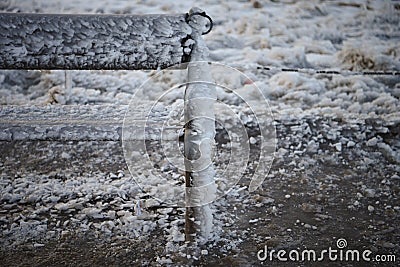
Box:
64 70 72 103
134 200 142 216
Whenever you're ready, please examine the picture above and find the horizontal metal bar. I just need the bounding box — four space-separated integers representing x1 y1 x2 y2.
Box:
0 104 187 141
0 105 126 141
0 12 194 70
1 105 398 142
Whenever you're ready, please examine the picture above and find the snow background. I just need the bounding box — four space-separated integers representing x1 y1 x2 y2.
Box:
0 0 399 265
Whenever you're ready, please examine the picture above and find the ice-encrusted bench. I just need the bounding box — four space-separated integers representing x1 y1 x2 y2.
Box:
0 8 216 245
0 8 213 141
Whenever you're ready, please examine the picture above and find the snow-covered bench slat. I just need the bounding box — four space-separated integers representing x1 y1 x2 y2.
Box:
0 104 172 141
1 104 397 142
0 12 194 70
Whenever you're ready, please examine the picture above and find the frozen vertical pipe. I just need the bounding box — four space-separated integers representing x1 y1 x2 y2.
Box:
184 8 216 244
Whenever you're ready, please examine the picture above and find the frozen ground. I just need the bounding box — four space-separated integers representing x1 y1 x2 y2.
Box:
0 0 399 266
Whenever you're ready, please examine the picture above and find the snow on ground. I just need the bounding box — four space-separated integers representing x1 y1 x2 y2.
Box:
0 0 399 266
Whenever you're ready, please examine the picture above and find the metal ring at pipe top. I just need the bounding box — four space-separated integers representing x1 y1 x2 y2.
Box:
186 11 213 35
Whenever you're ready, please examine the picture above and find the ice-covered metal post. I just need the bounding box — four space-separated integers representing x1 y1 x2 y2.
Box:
184 8 216 244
